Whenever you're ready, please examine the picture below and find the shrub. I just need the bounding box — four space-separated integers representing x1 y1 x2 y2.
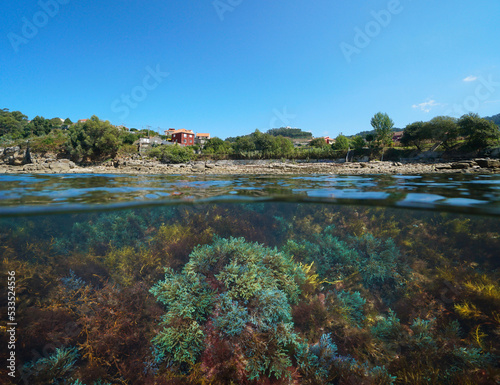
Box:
148 144 194 163
65 116 120 162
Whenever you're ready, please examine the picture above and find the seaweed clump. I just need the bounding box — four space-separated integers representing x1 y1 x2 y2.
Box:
150 236 306 382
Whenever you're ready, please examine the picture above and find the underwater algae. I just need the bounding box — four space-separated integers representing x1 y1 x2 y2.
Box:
1 203 499 384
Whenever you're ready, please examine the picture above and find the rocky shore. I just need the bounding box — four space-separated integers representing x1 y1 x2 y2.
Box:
1 145 500 175
1 152 500 177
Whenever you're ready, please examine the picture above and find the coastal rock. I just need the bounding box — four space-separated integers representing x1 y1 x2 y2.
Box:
48 161 71 173
7 156 24 166
192 163 205 171
23 164 37 172
450 162 472 169
4 146 20 156
475 159 500 168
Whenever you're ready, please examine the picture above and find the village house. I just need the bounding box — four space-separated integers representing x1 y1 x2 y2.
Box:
164 128 176 138
392 131 404 142
171 129 195 146
137 136 168 153
195 133 211 147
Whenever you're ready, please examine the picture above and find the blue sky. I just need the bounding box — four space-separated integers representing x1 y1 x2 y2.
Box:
1 0 499 138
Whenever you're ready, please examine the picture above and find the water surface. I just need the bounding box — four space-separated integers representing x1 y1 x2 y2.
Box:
1 173 499 384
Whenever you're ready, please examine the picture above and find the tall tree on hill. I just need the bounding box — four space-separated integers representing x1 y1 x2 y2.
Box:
0 108 28 138
24 116 53 137
50 117 63 128
371 112 394 160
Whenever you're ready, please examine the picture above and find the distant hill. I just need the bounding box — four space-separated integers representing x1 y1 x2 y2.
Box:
266 127 312 139
348 127 402 139
485 113 500 126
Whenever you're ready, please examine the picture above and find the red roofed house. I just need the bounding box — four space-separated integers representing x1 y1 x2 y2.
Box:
171 129 195 146
78 119 88 124
324 136 334 145
195 133 211 146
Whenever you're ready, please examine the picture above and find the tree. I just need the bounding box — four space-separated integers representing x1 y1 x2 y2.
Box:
270 135 295 158
63 118 73 126
371 112 394 147
332 134 350 151
24 116 53 137
0 115 24 138
458 113 500 150
10 110 29 123
50 117 63 128
0 108 28 138
401 121 432 151
121 132 139 145
66 115 121 161
267 127 312 139
351 135 366 151
371 112 394 160
254 132 276 154
203 137 232 155
427 116 459 149
309 137 328 148
234 135 256 153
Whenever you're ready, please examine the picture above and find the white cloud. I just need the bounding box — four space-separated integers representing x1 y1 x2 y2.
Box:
463 75 477 82
412 99 440 113
484 99 500 104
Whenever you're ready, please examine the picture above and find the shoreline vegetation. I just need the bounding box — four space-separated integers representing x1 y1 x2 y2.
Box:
1 109 500 175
